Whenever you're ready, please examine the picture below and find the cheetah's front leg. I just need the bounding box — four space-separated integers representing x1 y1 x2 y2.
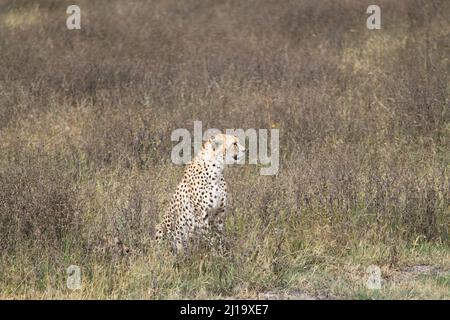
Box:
208 207 229 254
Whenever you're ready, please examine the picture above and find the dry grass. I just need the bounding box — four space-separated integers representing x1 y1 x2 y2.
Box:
0 0 449 299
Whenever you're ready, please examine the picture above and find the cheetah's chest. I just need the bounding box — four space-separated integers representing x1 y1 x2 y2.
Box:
204 179 226 209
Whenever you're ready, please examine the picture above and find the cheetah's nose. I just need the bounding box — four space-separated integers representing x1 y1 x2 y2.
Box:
233 155 238 160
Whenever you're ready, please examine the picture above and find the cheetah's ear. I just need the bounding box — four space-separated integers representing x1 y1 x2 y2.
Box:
209 135 221 151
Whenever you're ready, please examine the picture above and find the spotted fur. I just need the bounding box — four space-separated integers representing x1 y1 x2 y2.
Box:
155 134 245 253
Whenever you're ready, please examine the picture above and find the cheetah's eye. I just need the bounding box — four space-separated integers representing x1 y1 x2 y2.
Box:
233 142 237 146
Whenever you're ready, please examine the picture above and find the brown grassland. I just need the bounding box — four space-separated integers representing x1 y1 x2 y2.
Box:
0 0 449 299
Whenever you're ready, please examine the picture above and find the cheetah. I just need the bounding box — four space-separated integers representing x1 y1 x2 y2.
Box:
155 133 245 254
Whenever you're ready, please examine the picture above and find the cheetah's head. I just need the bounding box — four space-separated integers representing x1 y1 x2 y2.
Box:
203 133 245 165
